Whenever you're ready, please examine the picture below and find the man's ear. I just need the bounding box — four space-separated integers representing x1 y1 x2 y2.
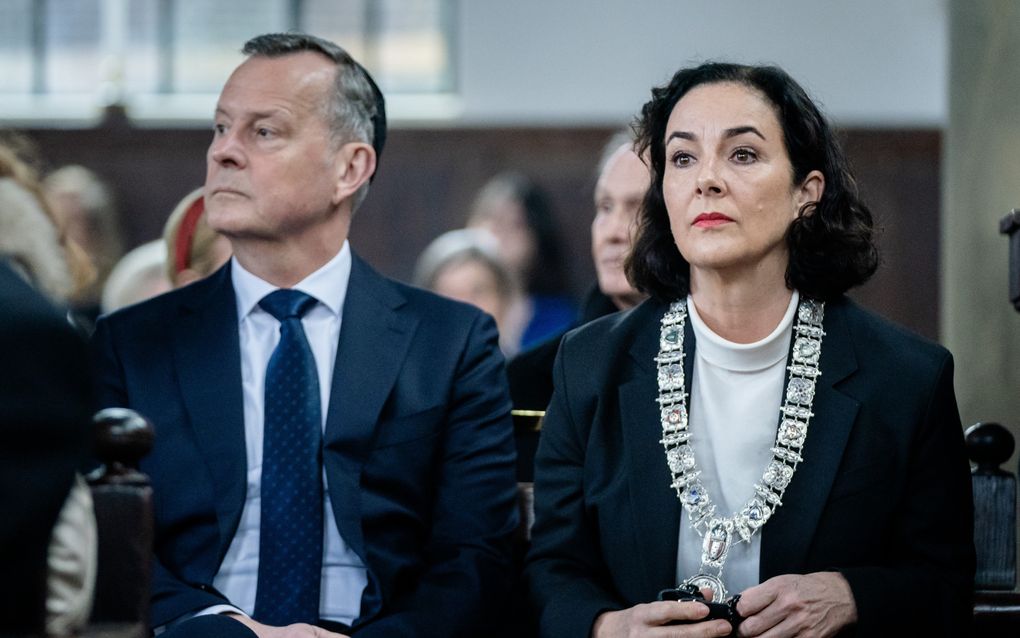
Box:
333 142 377 206
795 169 825 217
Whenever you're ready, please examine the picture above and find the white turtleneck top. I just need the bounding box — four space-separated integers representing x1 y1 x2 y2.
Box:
674 291 799 597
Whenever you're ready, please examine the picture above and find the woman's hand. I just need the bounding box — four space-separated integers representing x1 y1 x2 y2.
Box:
735 572 857 637
592 600 733 637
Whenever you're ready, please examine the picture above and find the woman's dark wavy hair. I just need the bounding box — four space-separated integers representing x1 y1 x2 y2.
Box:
626 62 878 302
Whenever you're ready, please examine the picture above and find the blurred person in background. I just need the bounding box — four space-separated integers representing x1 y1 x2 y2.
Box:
508 132 649 413
413 228 525 356
100 240 172 313
466 171 575 349
0 143 95 317
44 165 125 320
162 187 232 288
0 141 97 637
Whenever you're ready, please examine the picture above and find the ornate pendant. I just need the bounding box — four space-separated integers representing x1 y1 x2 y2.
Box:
701 520 732 568
681 572 728 603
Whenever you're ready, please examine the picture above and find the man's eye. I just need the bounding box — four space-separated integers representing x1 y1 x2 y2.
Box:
213 123 226 135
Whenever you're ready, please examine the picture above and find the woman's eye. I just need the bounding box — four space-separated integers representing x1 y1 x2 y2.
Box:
732 148 757 163
213 123 226 135
671 152 694 168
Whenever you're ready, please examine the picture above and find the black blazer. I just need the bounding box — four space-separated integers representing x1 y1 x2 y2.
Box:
508 285 621 413
92 254 519 636
525 296 974 637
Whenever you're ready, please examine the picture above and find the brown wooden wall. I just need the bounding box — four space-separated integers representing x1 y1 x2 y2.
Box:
18 124 941 340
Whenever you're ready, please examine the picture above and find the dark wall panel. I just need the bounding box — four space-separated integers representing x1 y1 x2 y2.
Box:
19 124 940 340
842 130 941 340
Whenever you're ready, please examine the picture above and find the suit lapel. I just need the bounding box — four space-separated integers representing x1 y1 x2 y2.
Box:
323 254 416 560
760 298 859 578
172 264 247 554
619 300 691 594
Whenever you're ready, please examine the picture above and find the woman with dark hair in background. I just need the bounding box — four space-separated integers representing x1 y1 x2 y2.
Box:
525 63 973 638
467 171 575 349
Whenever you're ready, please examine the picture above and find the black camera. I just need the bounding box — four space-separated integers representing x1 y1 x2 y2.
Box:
657 583 742 633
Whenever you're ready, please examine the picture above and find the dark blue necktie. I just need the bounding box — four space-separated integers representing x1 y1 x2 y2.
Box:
254 289 323 625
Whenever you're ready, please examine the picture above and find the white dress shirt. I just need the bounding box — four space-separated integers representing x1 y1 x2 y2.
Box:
205 241 367 624
675 291 798 597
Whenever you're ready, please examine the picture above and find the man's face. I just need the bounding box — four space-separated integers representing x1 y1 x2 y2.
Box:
204 52 344 244
592 145 648 309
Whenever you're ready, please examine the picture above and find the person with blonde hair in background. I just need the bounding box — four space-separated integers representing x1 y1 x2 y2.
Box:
0 144 95 311
162 187 232 288
413 228 525 356
44 164 124 318
100 240 172 314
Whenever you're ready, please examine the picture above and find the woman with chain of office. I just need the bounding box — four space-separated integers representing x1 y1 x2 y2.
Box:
524 63 974 638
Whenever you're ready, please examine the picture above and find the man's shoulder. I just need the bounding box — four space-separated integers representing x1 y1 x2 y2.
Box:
96 270 226 336
100 286 183 324
350 254 487 325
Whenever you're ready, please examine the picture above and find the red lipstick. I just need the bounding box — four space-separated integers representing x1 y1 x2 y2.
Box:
693 212 734 228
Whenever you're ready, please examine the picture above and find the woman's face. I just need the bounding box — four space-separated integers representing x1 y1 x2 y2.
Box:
662 81 822 283
432 258 508 325
467 196 536 279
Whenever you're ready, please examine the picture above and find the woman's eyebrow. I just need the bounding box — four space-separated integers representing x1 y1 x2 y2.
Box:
666 126 766 144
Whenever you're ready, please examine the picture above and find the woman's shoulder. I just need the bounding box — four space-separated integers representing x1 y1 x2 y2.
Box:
828 296 951 371
557 297 668 363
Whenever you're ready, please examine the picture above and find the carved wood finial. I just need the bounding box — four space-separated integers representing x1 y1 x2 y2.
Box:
966 422 1015 474
89 407 155 486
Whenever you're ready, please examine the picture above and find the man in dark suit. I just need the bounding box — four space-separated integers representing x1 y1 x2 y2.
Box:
0 259 93 635
92 33 518 638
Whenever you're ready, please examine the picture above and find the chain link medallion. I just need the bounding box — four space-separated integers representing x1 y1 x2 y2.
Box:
657 297 825 598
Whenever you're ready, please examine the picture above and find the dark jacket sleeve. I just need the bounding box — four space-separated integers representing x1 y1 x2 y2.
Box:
356 312 519 638
524 340 624 638
0 269 93 633
839 352 975 636
91 315 230 625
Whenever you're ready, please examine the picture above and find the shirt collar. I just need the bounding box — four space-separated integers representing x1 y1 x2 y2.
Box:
687 290 798 372
232 240 352 322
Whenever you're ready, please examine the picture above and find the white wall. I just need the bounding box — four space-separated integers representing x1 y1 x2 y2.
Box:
456 0 947 127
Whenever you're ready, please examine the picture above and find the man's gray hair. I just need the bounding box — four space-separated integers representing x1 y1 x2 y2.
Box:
596 129 638 181
242 33 385 211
